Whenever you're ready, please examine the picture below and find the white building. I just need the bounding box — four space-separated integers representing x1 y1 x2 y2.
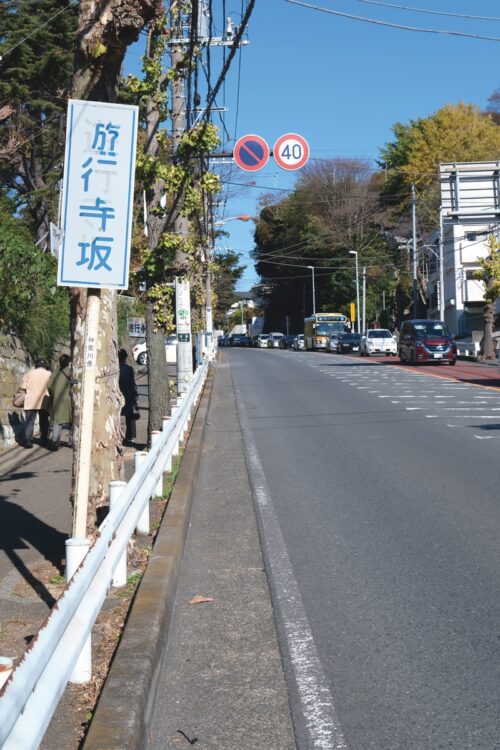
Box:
423 161 500 336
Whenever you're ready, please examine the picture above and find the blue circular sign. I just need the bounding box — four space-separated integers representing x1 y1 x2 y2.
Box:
233 134 270 172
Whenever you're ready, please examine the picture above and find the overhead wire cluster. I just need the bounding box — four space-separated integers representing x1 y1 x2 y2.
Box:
285 0 500 43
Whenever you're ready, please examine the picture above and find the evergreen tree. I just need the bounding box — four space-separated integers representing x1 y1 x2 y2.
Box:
0 0 78 243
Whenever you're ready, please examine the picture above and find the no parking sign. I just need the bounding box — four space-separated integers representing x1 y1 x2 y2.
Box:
233 134 270 172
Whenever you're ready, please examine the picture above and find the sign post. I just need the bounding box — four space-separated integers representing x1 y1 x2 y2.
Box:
58 99 138 539
175 278 193 394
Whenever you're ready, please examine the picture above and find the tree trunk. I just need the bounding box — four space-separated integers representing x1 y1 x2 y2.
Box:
69 0 162 531
72 0 163 102
482 298 496 360
143 26 170 437
70 288 123 531
146 303 170 440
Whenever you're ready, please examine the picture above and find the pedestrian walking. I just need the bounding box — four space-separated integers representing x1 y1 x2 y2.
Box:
118 349 139 444
48 354 72 450
20 358 51 448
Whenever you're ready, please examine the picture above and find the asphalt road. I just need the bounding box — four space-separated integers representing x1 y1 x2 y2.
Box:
229 348 500 750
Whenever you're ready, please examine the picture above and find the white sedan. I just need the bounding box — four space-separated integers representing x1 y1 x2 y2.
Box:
133 336 178 365
360 329 397 357
256 334 270 348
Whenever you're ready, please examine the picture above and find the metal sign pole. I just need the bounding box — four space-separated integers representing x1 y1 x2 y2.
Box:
175 277 193 395
72 290 101 538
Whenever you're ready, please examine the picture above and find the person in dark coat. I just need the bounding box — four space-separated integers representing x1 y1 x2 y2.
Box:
48 354 72 450
118 349 138 444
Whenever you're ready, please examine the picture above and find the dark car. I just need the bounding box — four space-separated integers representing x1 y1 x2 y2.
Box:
232 335 252 347
338 332 362 353
399 319 456 365
279 335 295 349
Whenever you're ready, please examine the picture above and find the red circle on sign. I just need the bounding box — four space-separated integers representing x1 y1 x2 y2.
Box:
273 133 310 171
233 134 270 172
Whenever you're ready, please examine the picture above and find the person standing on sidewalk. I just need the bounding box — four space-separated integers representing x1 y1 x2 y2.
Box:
118 349 138 445
21 358 51 448
48 354 72 450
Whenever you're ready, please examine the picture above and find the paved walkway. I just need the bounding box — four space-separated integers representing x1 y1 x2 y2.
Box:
1 359 297 749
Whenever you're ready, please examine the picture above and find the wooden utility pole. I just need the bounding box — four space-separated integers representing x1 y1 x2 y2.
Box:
170 1 193 392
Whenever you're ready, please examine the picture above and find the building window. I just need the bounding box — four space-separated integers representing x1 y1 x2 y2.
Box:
466 233 478 242
465 269 479 281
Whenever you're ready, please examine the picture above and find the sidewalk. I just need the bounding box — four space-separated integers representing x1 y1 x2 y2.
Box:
83 354 296 750
0 371 149 748
1 358 296 749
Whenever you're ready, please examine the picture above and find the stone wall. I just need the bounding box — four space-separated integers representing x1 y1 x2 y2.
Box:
0 333 31 451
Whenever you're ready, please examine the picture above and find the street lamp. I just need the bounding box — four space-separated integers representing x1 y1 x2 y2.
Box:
349 250 360 334
213 215 251 226
307 265 316 315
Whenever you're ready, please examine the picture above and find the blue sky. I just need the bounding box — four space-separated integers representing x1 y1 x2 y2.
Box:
126 1 500 290
214 0 500 289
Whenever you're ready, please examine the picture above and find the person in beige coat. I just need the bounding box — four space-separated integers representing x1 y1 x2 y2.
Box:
21 358 51 448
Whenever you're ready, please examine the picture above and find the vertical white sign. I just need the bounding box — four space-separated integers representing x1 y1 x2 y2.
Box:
58 99 138 289
175 278 192 340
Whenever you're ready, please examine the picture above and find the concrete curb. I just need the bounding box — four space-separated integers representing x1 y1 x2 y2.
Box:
82 368 214 750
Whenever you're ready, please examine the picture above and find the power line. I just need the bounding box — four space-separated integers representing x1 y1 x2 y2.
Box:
353 0 500 23
285 0 500 43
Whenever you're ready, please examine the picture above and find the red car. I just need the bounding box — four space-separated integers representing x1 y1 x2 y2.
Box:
399 319 457 365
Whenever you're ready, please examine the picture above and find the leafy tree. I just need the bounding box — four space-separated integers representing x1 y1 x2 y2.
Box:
0 0 78 243
212 250 245 329
473 238 500 359
69 0 162 533
253 159 402 332
380 103 500 230
0 219 69 359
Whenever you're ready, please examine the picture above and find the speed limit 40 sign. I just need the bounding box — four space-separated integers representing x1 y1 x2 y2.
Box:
273 133 310 171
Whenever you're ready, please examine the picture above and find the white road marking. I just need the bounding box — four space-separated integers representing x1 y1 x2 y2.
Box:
406 407 422 410
474 435 500 439
453 415 500 419
426 415 438 418
243 437 348 750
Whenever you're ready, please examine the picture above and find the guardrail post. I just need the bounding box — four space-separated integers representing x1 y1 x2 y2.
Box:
178 393 188 438
151 431 163 498
134 451 150 535
162 416 173 472
170 401 180 457
66 537 92 683
109 481 128 587
0 657 13 690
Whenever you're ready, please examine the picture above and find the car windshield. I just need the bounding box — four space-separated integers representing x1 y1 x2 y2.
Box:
414 322 451 337
368 330 392 339
343 334 360 341
317 322 346 335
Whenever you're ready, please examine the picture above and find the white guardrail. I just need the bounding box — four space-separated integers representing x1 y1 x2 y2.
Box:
455 340 480 360
0 359 210 750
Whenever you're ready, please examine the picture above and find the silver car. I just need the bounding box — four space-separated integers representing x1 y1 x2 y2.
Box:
267 332 284 348
293 334 305 350
326 333 341 352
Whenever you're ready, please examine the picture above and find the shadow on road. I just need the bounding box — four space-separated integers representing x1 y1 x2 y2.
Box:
0 495 67 608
